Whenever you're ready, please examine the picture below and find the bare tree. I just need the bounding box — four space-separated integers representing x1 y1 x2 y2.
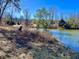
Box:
0 0 21 23
49 7 56 20
23 9 30 20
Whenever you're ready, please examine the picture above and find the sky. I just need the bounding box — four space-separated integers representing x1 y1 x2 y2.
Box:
15 0 79 19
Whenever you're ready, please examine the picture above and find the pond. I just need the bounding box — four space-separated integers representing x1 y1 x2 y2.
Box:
48 29 79 52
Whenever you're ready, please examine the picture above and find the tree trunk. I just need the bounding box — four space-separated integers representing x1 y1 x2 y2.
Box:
0 2 8 25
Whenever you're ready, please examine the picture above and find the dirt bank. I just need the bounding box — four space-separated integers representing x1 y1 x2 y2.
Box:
0 28 78 59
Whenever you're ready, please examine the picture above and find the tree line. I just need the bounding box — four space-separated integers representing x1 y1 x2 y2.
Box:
1 0 79 29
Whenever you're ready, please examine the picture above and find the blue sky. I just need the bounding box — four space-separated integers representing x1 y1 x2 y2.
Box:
16 0 79 19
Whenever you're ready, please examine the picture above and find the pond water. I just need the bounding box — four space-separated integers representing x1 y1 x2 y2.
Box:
48 29 79 52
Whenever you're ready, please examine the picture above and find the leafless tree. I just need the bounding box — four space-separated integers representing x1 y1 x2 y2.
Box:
23 9 30 20
49 7 56 20
0 0 21 23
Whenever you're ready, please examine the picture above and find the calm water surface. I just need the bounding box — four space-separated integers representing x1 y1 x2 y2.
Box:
48 29 79 52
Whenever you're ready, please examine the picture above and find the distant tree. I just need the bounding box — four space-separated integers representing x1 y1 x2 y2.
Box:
35 7 48 20
23 9 30 20
67 14 79 29
48 7 56 22
0 0 21 23
59 18 66 27
59 18 71 29
34 7 49 28
35 19 48 29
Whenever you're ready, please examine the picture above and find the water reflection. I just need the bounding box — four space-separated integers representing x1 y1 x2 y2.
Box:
48 29 79 52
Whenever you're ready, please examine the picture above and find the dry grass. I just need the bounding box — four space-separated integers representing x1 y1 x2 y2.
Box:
33 31 58 42
0 26 58 43
0 26 78 59
0 26 15 31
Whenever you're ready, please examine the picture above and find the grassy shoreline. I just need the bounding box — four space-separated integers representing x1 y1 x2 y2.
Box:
0 26 79 59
